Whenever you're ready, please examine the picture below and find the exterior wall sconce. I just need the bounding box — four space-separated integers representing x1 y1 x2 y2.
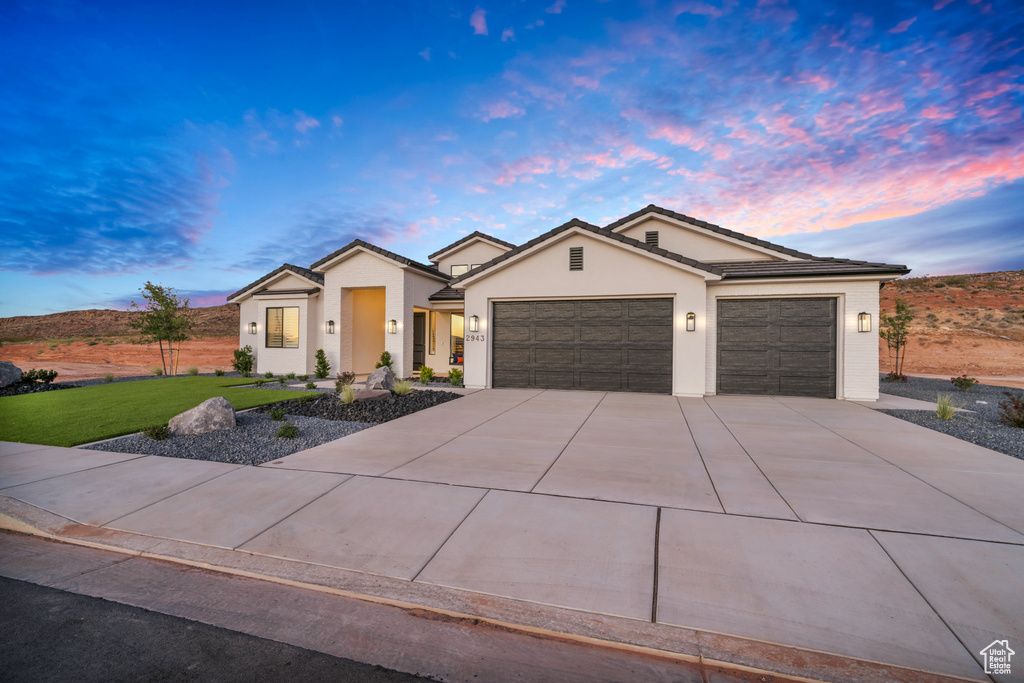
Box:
248 322 257 335
326 320 335 334
387 319 397 334
858 312 871 332
468 315 479 333
686 312 696 332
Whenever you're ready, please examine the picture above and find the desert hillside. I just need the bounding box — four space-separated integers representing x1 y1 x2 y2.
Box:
0 303 238 341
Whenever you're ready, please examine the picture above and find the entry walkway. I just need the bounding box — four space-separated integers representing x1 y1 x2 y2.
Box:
2 390 1022 682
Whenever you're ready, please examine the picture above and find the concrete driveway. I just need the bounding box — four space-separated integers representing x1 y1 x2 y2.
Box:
2 389 1023 682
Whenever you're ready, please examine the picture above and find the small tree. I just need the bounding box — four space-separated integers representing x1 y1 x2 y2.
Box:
879 297 914 378
233 345 255 377
314 349 331 379
375 350 394 371
129 282 196 376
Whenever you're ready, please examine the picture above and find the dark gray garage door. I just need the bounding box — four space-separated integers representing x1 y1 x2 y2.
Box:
717 298 836 398
492 298 673 393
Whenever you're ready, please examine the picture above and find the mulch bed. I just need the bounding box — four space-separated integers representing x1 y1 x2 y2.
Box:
254 389 462 423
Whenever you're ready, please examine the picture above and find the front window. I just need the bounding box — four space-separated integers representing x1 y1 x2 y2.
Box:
266 307 299 348
451 313 464 364
450 264 469 277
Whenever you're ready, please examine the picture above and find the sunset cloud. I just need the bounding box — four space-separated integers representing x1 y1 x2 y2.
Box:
470 7 488 35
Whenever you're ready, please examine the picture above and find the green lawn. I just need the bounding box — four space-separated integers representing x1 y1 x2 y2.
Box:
0 377 313 447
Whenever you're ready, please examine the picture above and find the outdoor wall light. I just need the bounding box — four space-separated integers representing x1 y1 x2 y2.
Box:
326 320 335 334
387 319 397 334
858 312 872 333
686 312 696 332
468 315 479 333
248 322 257 335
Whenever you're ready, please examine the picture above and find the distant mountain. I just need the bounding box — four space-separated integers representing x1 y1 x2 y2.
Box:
0 304 238 341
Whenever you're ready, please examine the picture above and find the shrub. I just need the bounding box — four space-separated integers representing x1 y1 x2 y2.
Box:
945 275 968 287
269 407 286 421
87 340 99 346
102 373 115 383
314 349 331 379
264 371 274 378
297 375 309 381
999 392 1024 428
187 366 199 376
276 421 299 438
214 369 225 376
935 394 957 420
334 371 356 392
151 366 164 377
22 369 59 384
278 377 287 386
232 345 255 377
254 378 268 386
881 372 907 383
932 282 946 288
286 372 296 379
950 374 978 392
375 350 394 371
392 379 414 396
297 393 316 403
305 382 316 390
339 384 356 404
142 424 170 440
448 368 463 387
419 366 434 385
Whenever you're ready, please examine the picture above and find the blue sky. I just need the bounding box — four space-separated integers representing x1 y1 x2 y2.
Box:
1 0 1022 316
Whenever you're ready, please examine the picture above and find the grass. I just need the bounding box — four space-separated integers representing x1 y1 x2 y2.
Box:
936 394 957 420
0 376 315 447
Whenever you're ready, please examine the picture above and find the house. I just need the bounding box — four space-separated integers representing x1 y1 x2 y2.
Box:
227 205 909 400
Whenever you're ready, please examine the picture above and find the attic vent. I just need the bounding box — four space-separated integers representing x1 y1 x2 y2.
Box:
569 247 584 271
645 231 659 248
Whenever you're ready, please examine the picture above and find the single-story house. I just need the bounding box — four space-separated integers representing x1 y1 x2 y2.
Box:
227 205 909 400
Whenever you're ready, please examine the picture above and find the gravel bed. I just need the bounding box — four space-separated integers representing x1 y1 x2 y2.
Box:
256 389 462 423
81 412 372 466
0 382 79 398
877 374 1024 460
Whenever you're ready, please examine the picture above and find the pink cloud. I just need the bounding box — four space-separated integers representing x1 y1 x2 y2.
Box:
581 151 625 168
889 17 917 34
495 155 555 185
879 123 912 139
571 75 600 89
799 74 836 93
546 0 565 14
934 0 955 9
623 108 707 150
479 99 525 122
921 106 956 120
674 1 724 18
470 7 488 35
419 47 431 61
501 27 515 42
294 111 320 134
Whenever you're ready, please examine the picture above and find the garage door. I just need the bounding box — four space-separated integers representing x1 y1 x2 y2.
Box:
492 298 673 393
717 298 836 398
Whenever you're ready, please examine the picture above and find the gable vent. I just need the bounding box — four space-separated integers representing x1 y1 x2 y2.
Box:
569 247 583 271
645 231 659 248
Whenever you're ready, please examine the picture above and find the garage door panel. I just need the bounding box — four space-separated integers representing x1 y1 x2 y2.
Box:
717 298 836 398
492 298 673 394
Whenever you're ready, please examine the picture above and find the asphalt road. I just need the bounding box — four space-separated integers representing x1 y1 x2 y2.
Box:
0 576 430 682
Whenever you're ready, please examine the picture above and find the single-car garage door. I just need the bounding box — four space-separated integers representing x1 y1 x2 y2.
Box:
717 297 836 398
492 298 673 393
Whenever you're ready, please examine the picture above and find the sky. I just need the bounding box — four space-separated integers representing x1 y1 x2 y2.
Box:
1 0 1022 317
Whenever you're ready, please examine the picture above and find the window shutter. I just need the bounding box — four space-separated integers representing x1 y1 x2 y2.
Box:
645 231 659 248
569 247 583 271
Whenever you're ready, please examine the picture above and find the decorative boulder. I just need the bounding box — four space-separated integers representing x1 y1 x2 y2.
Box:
365 366 395 391
0 362 22 388
355 388 391 402
168 396 236 436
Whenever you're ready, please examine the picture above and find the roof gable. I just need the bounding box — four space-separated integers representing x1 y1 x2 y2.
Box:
428 231 516 262
227 264 324 303
310 239 449 281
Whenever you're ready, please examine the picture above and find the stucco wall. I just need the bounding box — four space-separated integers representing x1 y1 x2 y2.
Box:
352 288 386 374
618 216 778 262
437 241 508 276
237 299 258 367
254 296 314 376
705 279 881 400
461 230 709 396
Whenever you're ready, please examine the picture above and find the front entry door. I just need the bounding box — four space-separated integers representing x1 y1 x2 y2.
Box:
413 312 426 370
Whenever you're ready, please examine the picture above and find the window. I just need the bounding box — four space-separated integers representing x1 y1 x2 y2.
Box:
451 264 469 276
645 231 659 248
451 313 464 365
569 247 583 271
428 311 436 354
266 307 299 348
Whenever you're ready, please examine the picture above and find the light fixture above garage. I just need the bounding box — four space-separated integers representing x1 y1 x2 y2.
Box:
326 320 335 334
686 312 696 332
248 322 257 335
468 315 479 333
387 319 397 334
858 312 871 332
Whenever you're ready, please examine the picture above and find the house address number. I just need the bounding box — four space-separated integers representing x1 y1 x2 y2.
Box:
466 334 486 342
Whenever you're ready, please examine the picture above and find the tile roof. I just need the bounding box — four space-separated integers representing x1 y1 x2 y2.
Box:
606 204 814 259
309 239 449 280
715 258 911 279
428 231 517 261
226 264 324 303
428 285 465 301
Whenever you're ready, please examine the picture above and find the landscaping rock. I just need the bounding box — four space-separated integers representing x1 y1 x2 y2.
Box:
169 396 236 436
355 388 391 402
365 366 395 391
0 362 22 388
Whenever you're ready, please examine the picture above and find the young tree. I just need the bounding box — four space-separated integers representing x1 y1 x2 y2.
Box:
129 282 197 376
879 297 914 378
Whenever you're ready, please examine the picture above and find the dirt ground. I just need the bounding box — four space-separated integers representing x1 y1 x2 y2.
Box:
0 337 238 381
